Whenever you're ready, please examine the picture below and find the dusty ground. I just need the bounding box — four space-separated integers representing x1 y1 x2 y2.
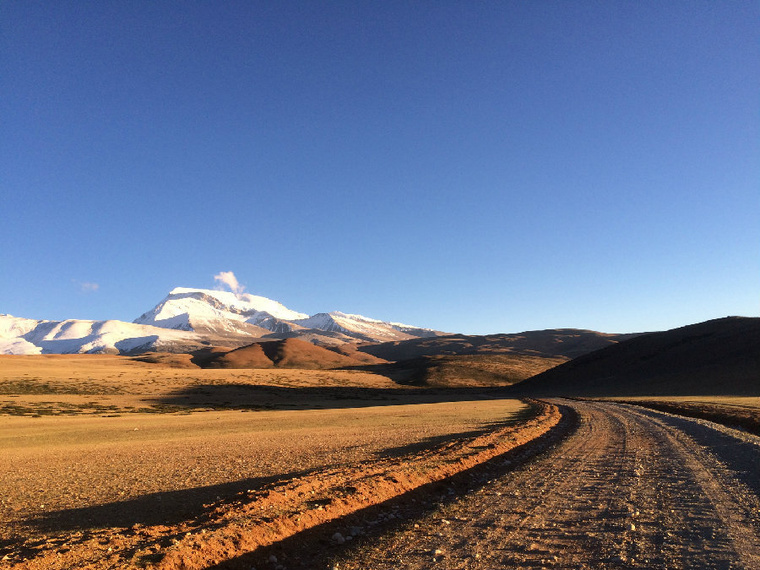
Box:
310 400 760 570
0 400 559 569
5 356 759 569
0 355 559 569
0 399 532 543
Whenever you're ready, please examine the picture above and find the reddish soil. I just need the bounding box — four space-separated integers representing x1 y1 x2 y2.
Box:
3 401 562 569
318 400 760 570
203 339 386 369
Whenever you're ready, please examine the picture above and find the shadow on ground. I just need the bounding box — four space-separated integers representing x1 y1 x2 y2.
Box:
204 404 578 570
22 471 312 537
150 384 518 412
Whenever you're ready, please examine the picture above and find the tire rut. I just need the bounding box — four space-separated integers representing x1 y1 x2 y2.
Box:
327 400 760 569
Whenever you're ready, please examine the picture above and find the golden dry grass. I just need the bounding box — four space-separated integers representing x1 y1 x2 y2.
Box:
0 354 408 416
0 354 531 550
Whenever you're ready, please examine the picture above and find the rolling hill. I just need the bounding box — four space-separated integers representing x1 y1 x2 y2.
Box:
195 338 386 369
515 317 760 396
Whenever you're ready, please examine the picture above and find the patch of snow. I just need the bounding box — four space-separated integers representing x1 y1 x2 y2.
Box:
0 314 200 355
0 337 42 355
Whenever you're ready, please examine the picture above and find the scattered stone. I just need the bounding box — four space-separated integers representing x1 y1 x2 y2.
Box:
332 532 346 545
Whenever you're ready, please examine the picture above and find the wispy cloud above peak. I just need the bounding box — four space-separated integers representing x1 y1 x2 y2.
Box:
214 271 245 295
75 280 100 293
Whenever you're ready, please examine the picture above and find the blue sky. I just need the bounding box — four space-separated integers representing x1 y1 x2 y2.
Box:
2 1 758 334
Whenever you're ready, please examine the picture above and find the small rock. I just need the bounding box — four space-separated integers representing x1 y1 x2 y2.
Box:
268 555 278 564
627 523 636 531
332 532 345 545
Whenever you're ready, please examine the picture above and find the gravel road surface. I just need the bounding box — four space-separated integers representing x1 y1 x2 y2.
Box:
327 400 760 569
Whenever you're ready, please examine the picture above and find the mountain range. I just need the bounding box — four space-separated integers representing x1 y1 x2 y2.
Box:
0 287 442 355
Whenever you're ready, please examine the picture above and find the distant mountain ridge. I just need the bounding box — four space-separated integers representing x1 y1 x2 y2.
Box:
0 286 443 354
358 329 641 361
135 287 442 343
0 314 201 355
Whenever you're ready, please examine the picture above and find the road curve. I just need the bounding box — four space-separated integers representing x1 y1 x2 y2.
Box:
332 399 760 569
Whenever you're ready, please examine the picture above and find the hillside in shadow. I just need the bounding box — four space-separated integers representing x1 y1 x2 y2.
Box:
357 329 640 361
514 317 760 397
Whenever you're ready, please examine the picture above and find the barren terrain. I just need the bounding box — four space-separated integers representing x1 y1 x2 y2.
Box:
3 354 760 569
0 355 558 569
317 400 760 570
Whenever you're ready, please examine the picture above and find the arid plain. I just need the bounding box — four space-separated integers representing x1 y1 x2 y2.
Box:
2 317 759 569
0 354 555 569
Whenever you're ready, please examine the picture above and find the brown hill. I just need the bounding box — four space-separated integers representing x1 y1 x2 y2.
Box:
201 338 386 370
358 329 639 362
410 353 568 388
515 317 760 397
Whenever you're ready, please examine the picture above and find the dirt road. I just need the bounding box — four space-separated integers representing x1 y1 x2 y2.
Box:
313 400 760 569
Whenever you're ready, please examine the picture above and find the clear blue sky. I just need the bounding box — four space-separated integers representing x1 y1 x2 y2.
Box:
2 1 758 334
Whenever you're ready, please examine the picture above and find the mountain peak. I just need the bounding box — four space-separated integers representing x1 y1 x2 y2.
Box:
136 287 442 343
0 286 443 355
134 287 309 336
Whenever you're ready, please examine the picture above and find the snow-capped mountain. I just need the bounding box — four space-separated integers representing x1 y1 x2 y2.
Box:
136 287 441 344
134 287 308 337
293 312 438 342
0 287 442 355
0 314 202 355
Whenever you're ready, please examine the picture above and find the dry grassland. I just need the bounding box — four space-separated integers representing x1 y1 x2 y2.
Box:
0 355 553 569
0 354 412 416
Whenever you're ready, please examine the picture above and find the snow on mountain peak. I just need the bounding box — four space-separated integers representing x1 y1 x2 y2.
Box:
134 287 308 334
0 287 442 355
0 314 199 355
134 287 441 343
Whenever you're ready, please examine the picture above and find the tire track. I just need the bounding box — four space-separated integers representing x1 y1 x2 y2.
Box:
329 400 760 569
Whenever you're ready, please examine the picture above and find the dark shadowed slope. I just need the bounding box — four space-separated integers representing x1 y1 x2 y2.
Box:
358 329 640 362
343 329 639 388
516 317 760 397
